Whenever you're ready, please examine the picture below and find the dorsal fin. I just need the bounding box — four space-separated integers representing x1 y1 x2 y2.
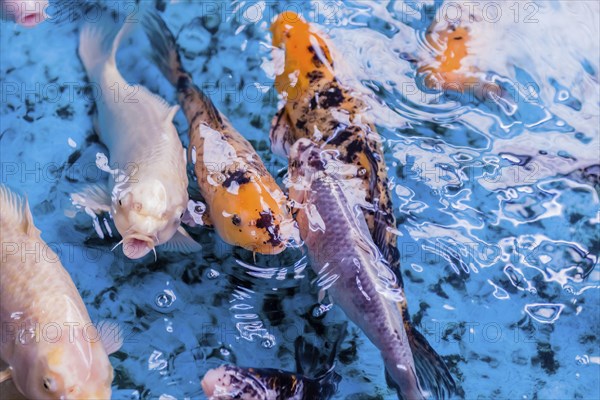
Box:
0 184 41 238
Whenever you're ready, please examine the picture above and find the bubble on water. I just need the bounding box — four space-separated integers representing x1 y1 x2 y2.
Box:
155 289 177 309
206 268 220 279
312 303 333 318
576 354 589 365
261 335 276 348
148 350 168 371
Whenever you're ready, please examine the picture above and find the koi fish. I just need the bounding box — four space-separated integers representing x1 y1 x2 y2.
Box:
141 10 296 255
1 0 48 28
270 12 455 399
75 13 200 259
0 184 120 399
286 139 455 400
201 323 345 400
270 11 400 275
417 4 501 100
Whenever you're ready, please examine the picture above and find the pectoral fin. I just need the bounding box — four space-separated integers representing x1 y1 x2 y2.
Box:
161 226 202 253
71 184 111 214
0 368 12 383
97 320 123 355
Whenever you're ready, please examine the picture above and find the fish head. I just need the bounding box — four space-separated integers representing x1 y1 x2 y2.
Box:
201 365 271 399
1 0 49 27
11 328 113 399
113 179 186 259
270 11 334 95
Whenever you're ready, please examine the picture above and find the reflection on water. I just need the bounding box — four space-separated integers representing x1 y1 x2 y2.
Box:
0 0 598 399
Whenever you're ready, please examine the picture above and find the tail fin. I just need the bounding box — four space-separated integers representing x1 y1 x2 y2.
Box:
295 322 347 380
141 9 189 88
78 13 135 78
405 325 457 399
141 9 222 125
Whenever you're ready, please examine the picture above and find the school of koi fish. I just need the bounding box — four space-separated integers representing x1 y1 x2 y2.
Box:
1 1 598 399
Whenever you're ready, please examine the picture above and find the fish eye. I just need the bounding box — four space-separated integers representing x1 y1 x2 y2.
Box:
43 376 56 392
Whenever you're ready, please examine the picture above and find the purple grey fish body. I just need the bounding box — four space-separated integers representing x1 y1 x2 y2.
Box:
288 139 455 399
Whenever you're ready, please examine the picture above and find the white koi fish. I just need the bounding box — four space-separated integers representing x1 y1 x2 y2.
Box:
0 184 120 399
75 13 200 259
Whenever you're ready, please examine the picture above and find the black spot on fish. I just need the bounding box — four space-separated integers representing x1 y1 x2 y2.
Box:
307 70 324 83
328 128 353 146
222 170 251 188
177 76 191 91
296 118 307 130
344 139 364 162
319 87 344 108
255 211 281 247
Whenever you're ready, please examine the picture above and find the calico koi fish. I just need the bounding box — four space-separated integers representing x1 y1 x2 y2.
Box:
201 324 345 400
142 10 296 255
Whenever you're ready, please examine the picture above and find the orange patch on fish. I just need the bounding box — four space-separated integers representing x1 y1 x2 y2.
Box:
271 11 334 96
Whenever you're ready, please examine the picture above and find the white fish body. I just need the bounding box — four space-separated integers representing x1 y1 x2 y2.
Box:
0 185 119 399
77 15 200 259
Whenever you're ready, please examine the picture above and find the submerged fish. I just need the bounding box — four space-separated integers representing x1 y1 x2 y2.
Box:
270 11 399 275
0 185 121 399
287 140 455 399
75 13 200 259
0 0 48 28
141 10 296 255
417 3 501 100
270 12 455 399
201 324 345 400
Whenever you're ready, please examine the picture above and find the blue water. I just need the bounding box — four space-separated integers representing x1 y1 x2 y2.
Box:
1 0 599 399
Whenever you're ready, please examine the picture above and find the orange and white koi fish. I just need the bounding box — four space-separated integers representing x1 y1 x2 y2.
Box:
75 14 200 259
417 4 501 100
142 11 296 255
0 184 121 399
270 12 456 399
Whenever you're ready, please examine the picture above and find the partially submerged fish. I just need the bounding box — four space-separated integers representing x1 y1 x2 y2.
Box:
270 12 455 399
417 4 501 100
75 14 200 259
0 184 120 399
201 324 345 400
287 140 455 399
270 11 399 274
142 10 296 255
0 0 48 28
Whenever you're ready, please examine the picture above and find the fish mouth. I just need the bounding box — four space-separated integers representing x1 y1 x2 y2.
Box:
19 12 46 27
122 235 155 259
